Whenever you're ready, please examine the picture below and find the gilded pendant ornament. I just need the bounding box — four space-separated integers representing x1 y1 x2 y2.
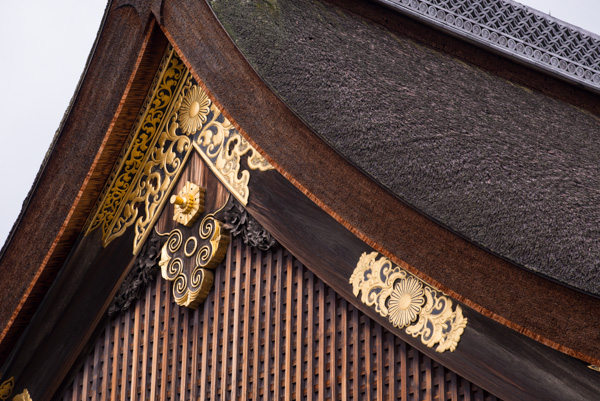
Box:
170 181 205 227
85 46 273 254
350 252 467 352
157 197 230 309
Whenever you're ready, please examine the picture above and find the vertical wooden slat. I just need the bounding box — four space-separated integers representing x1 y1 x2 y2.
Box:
220 244 234 399
463 379 472 401
330 288 337 401
295 259 304 401
199 274 212 400
139 284 152 401
365 315 372 401
274 248 284 401
284 253 294 400
318 279 326 401
110 317 120 399
263 250 273 398
241 244 253 400
352 307 359 401
81 350 90 401
425 355 433 401
189 302 200 400
129 300 142 400
231 238 244 400
376 324 383 401
178 306 189 400
170 299 182 399
149 279 163 401
160 280 171 400
100 322 111 399
388 332 396 401
89 329 101 401
73 370 83 401
436 362 446 401
340 298 348 401
251 249 263 399
450 371 458 401
307 271 314 401
120 310 131 401
210 262 223 399
413 348 421 401
400 340 407 401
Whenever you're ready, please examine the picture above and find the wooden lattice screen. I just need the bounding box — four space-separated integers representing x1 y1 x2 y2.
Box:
59 236 500 400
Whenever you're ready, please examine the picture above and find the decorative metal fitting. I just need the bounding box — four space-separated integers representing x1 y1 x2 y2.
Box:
171 181 205 227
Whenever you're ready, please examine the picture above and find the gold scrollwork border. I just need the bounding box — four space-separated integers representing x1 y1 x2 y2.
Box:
349 252 467 353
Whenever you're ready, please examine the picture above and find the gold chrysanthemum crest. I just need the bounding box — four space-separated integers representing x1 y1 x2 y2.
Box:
179 86 211 135
349 252 467 353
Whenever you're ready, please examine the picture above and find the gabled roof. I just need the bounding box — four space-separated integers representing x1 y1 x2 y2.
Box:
1 0 600 399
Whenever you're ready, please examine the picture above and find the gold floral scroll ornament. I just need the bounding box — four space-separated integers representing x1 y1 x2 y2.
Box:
85 47 273 255
350 252 467 352
157 200 230 308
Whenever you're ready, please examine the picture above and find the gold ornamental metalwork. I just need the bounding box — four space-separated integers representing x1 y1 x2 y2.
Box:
350 252 467 353
192 112 273 206
171 181 205 227
157 199 230 309
12 390 31 401
0 378 13 401
85 47 273 254
85 45 186 241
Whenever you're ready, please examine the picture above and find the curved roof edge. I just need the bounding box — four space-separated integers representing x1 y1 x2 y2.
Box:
377 0 600 93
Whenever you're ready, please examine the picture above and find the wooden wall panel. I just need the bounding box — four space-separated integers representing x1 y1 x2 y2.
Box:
59 237 500 400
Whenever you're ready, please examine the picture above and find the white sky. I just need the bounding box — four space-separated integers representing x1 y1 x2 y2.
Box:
0 0 598 248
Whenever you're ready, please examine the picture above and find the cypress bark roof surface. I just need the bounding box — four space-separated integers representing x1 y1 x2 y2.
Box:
210 0 600 296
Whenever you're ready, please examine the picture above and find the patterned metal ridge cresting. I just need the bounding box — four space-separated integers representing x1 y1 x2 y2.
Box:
378 0 600 91
350 252 467 352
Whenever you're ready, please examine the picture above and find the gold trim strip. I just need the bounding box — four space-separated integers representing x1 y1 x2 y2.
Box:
350 252 467 352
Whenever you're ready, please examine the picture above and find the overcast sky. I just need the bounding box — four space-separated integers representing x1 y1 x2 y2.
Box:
0 0 598 248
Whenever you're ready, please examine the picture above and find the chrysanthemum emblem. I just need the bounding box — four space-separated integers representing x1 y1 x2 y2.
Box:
388 276 425 328
179 86 211 135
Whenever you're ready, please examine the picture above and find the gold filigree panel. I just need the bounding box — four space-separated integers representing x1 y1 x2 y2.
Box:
85 46 273 254
350 252 467 352
191 108 272 206
86 46 186 240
